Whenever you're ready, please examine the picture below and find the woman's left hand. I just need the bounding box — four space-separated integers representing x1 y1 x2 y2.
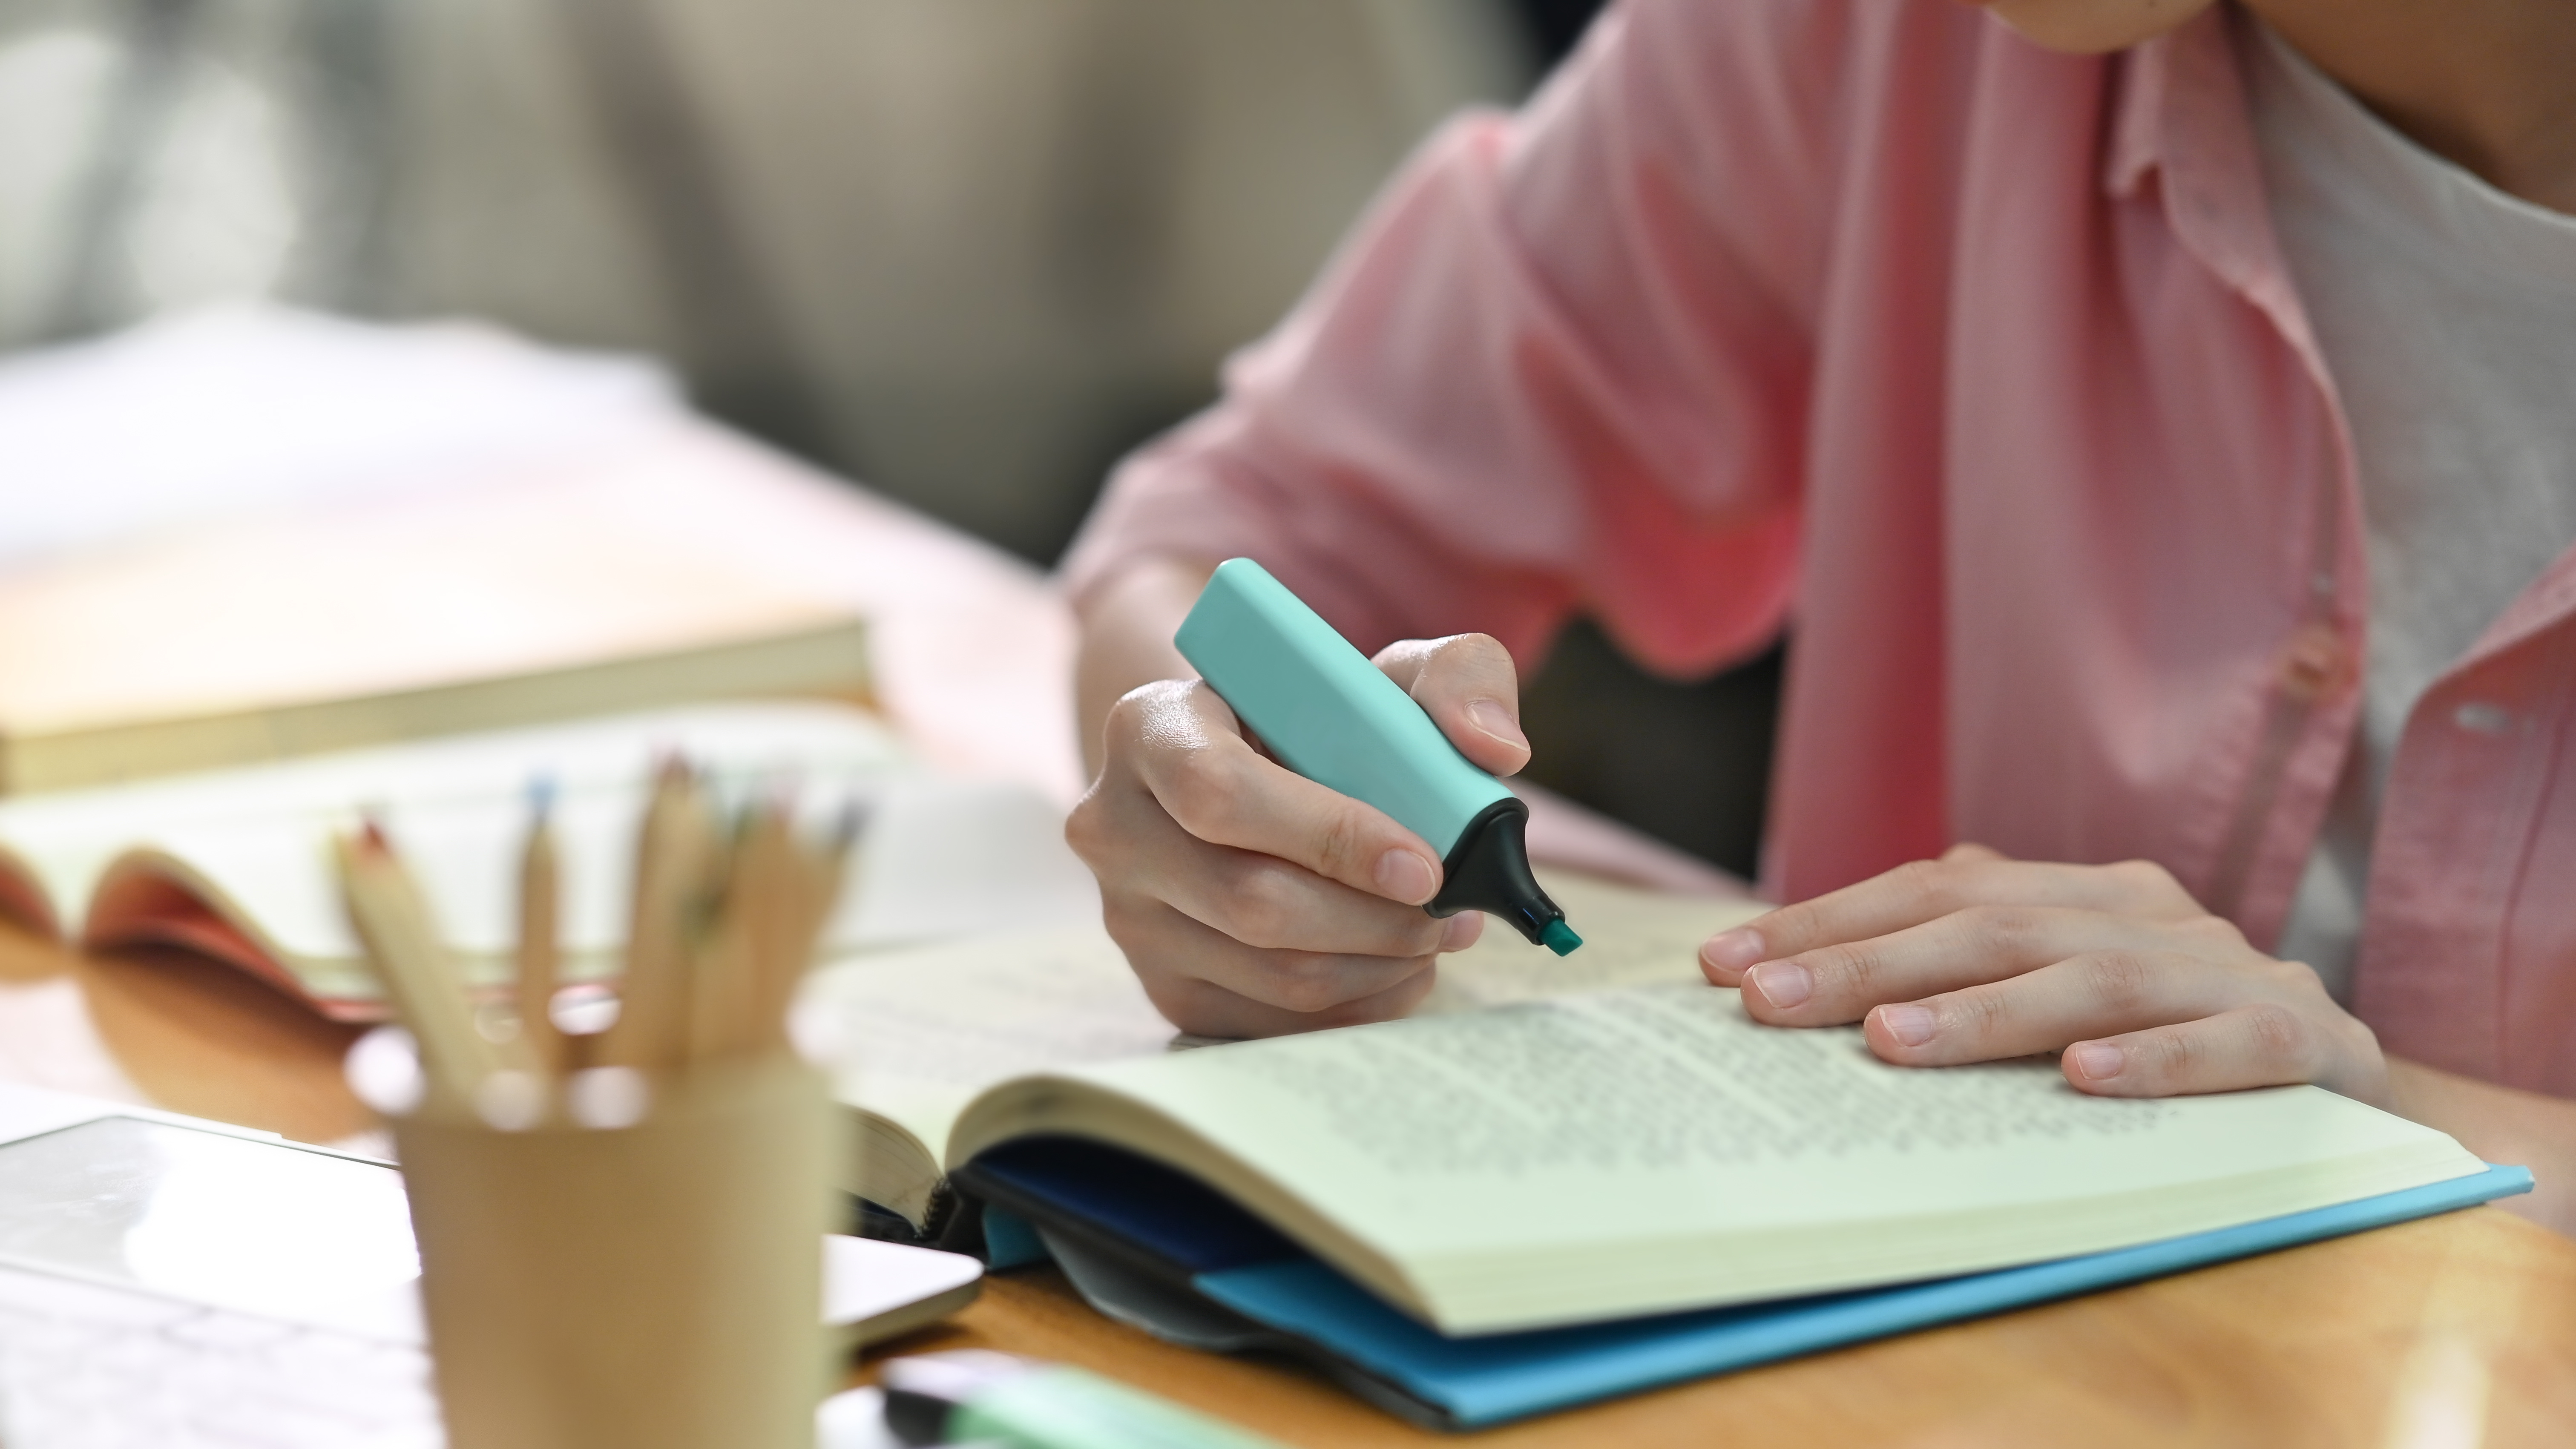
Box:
1697 844 2390 1104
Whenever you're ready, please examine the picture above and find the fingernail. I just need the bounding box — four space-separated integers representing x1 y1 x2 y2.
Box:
1877 1003 1935 1046
1465 699 1527 751
2068 1043 2125 1081
1438 913 1484 952
1746 961 1812 1009
1375 849 1438 904
1701 927 1766 974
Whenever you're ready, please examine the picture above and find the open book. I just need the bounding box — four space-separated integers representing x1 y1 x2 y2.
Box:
0 702 1098 1020
808 877 2487 1337
807 873 1773 1231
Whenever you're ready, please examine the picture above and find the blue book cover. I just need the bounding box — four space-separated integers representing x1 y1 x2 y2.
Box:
959 1142 2530 1430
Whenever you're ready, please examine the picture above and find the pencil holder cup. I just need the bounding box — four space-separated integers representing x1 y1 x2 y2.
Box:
391 1057 840 1449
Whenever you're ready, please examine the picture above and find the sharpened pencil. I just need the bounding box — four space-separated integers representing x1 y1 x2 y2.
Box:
336 820 499 1112
742 800 857 1055
339 759 855 1125
515 781 567 1080
686 796 776 1061
597 758 716 1071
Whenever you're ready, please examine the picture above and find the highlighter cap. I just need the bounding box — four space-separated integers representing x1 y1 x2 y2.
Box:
1175 558 1508 858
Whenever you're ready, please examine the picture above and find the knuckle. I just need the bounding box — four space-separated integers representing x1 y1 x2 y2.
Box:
2108 857 2205 914
1891 858 1956 911
2107 858 2175 890
1138 975 1230 1037
1378 911 1445 960
1101 687 1152 742
1434 630 1514 673
1956 904 2040 954
1418 634 1472 663
2269 955 2328 995
2080 951 2157 1012
1106 681 1192 753
1098 898 1159 957
1420 912 1460 953
1309 805 1376 883
2179 912 2248 949
2142 1026 2205 1078
1262 953 1353 1015
1408 634 1520 712
1753 901 1818 949
1370 638 1435 674
1156 746 1243 837
1310 973 1432 1029
1944 984 2012 1038
2240 1002 2313 1067
1212 866 1301 950
1808 940 1889 999
1061 792 1114 866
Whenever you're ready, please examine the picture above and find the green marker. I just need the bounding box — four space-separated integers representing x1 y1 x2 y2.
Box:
882 1351 1289 1449
1174 558 1581 956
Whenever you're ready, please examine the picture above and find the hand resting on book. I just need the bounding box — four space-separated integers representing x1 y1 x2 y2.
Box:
1698 843 2389 1105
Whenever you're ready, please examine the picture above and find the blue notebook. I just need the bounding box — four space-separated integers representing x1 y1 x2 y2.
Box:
957 1141 2530 1430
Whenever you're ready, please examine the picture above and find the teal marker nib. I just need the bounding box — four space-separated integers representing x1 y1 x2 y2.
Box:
1540 920 1583 957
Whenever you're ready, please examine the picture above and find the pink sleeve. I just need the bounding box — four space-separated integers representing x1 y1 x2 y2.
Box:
1058 0 1849 674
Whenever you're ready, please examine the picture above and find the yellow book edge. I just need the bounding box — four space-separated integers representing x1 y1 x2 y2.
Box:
0 616 870 795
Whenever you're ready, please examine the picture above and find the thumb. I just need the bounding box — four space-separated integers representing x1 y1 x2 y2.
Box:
1374 633 1529 777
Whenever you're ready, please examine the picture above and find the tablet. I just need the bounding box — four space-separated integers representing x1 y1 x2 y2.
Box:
0 1113 980 1345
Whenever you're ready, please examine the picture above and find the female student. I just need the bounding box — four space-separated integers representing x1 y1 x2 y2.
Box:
1058 0 2576 1232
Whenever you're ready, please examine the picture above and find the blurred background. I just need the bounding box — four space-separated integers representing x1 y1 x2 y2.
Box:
0 0 1781 880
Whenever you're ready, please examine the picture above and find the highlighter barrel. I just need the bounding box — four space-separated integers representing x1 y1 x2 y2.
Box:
1175 558 1578 955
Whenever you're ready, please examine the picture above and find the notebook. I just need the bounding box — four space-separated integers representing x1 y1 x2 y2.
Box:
0 701 1099 1021
960 1137 2528 1428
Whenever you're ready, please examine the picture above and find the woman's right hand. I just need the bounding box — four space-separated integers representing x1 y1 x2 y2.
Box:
1065 632 1532 1038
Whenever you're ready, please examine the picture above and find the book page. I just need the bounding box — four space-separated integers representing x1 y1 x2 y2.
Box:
1041 981 2484 1331
1219 987 2179 1173
806 876 1763 1215
819 871 1769 1157
798 926 1182 1170
1420 869 1765 1013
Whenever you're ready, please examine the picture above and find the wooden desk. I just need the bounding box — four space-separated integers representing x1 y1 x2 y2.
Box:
3 923 2570 1447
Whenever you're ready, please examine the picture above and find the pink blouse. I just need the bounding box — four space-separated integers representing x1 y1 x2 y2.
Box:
1061 0 2576 1097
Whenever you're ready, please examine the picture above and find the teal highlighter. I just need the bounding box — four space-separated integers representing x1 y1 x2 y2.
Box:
1174 558 1581 956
